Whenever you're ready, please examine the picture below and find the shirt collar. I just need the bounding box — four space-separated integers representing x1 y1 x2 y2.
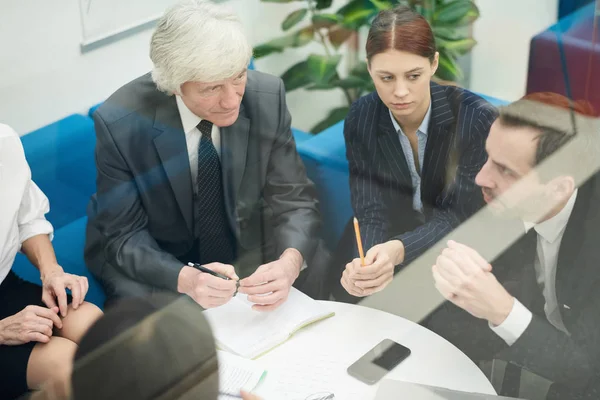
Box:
175 95 203 135
389 101 432 137
523 189 578 243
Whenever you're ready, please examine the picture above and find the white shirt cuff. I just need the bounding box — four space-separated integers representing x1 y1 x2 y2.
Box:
489 298 533 346
300 261 308 272
19 219 54 245
18 180 54 245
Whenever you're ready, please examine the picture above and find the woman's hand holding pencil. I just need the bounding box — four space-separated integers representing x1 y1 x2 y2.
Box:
340 218 405 297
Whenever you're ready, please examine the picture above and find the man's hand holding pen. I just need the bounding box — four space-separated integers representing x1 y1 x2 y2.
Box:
176 248 303 311
177 262 239 309
238 248 303 312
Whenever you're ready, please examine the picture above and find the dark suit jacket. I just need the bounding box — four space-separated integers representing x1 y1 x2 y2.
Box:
344 83 498 267
492 174 600 399
84 71 320 301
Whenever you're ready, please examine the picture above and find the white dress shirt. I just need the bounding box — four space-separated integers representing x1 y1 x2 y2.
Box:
0 124 54 285
175 96 221 191
491 190 578 345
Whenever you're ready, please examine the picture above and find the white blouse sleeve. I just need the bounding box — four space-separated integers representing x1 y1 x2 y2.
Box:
17 179 54 245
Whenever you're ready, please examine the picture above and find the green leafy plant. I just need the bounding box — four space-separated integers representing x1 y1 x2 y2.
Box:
253 0 480 132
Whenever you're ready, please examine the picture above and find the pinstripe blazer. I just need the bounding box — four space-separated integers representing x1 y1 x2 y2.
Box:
344 82 498 267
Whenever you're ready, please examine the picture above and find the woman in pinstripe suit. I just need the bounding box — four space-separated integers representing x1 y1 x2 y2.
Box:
332 5 498 302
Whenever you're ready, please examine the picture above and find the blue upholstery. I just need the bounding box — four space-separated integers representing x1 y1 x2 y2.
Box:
52 217 106 306
292 128 312 144
20 115 96 229
559 0 594 19
296 122 351 250
89 103 101 118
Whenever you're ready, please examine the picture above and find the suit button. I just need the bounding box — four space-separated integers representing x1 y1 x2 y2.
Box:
239 220 248 230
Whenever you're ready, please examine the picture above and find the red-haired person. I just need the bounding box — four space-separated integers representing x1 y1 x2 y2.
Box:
333 5 497 301
429 93 600 398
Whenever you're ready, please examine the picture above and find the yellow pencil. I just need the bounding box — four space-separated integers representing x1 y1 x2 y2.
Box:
353 217 365 266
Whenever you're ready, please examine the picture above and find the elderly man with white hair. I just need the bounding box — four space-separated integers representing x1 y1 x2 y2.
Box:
84 0 321 310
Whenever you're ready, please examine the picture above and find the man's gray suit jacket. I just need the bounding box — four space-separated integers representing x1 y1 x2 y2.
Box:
84 70 321 302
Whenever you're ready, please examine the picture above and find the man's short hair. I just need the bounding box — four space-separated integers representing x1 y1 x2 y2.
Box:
498 92 596 166
497 92 599 182
150 0 253 94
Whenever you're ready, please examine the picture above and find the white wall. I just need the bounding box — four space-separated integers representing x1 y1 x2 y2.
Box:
0 1 155 134
0 0 560 134
469 0 559 102
0 0 346 135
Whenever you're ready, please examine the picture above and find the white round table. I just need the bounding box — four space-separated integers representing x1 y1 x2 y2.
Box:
252 301 496 400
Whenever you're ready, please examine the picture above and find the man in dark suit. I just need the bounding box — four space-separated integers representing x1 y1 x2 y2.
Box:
84 0 320 310
429 92 600 399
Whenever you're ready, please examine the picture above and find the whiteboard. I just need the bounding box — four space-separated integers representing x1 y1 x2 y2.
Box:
78 0 178 51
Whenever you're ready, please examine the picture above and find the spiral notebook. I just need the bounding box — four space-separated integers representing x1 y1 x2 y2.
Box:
204 287 334 359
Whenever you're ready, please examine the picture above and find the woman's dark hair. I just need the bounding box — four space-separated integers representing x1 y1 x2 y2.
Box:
366 5 436 63
71 294 219 400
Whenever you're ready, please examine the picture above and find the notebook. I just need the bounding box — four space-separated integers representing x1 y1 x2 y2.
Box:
218 350 266 399
204 287 335 359
375 380 525 399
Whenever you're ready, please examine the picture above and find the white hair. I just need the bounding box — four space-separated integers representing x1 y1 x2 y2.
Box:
150 0 253 94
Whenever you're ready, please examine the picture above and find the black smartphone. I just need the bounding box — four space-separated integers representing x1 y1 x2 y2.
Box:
347 339 411 385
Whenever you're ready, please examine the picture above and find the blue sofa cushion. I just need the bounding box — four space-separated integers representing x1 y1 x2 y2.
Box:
36 180 90 230
51 217 105 308
296 121 352 249
292 128 312 144
11 217 105 308
89 103 101 118
21 115 96 229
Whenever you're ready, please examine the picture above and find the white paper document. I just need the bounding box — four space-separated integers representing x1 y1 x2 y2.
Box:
256 353 364 400
218 350 266 399
204 287 334 359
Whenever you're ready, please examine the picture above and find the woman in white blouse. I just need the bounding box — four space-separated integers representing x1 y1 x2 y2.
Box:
0 123 103 399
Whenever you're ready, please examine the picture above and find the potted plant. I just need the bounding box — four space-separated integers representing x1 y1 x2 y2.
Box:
253 0 480 132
